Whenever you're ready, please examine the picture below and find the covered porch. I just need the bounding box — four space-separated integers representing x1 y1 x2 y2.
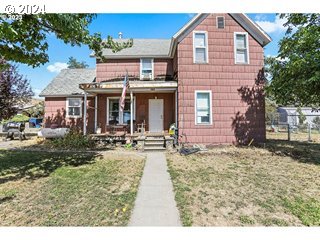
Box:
80 80 178 136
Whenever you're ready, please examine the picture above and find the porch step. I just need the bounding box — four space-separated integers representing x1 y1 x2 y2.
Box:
143 136 166 151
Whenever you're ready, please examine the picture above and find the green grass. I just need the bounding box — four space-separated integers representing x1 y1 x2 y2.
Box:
167 165 193 226
239 215 255 225
0 150 145 226
167 140 320 226
283 197 320 226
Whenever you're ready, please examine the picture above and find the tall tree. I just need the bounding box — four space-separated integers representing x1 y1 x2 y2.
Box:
0 14 133 68
67 57 89 69
266 14 320 110
0 60 33 120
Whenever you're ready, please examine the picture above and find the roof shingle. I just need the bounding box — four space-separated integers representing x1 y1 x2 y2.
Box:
99 39 172 58
39 69 96 96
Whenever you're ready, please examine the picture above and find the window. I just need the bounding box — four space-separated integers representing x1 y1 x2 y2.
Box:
193 32 208 63
140 58 153 80
107 97 135 125
217 16 225 29
195 91 212 125
234 32 249 64
67 98 82 117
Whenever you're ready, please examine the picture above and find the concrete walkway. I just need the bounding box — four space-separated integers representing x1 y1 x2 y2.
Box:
129 152 181 226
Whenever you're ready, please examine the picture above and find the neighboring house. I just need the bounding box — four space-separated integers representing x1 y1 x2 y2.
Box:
40 13 271 145
278 107 320 127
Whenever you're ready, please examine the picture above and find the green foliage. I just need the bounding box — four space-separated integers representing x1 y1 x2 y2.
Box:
265 98 279 124
266 14 320 110
0 60 33 120
25 101 44 118
1 114 30 124
312 116 320 126
49 129 95 149
0 14 133 67
283 197 320 226
67 56 89 69
297 107 306 125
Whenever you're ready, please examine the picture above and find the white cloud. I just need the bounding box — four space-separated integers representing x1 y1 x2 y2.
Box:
254 14 268 21
256 15 287 34
47 62 68 73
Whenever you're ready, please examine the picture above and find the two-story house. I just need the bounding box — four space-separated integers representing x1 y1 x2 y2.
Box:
40 13 271 145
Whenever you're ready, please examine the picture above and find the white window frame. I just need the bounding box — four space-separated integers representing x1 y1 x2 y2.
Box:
140 58 154 80
234 32 250 64
194 90 212 125
216 16 225 29
66 97 82 118
193 31 209 64
106 96 136 125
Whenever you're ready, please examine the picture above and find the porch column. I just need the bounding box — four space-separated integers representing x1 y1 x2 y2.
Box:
175 90 178 127
130 90 133 135
94 95 98 133
83 92 87 135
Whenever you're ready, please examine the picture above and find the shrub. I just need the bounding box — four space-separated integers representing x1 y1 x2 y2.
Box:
48 129 95 150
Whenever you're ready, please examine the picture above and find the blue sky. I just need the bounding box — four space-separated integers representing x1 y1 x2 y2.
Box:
17 13 288 97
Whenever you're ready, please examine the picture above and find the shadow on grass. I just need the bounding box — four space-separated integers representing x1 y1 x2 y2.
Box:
258 139 320 165
0 150 101 184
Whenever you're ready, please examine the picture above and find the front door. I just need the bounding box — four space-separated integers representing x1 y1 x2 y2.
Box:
149 99 163 132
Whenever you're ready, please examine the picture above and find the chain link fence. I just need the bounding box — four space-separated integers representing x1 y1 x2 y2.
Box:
266 112 320 143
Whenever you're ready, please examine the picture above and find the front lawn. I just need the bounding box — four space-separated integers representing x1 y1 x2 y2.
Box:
0 149 145 226
167 140 320 226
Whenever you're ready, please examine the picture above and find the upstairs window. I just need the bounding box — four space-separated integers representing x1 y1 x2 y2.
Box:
193 32 208 63
234 32 249 64
140 58 153 80
67 98 82 118
217 16 225 29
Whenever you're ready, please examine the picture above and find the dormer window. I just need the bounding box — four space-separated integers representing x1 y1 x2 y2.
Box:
140 58 154 80
193 31 208 63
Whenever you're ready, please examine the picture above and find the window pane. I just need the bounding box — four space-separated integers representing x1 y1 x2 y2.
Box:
196 92 210 124
142 69 152 74
217 17 224 29
236 34 246 49
194 33 206 47
142 59 152 69
109 99 119 124
236 49 247 63
69 99 81 107
108 99 133 125
69 107 80 116
195 48 206 63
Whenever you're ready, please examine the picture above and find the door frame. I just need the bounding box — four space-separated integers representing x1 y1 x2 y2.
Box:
148 99 164 132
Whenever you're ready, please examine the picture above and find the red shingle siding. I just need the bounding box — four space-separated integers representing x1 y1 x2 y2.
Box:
96 58 173 82
44 97 94 133
177 14 266 145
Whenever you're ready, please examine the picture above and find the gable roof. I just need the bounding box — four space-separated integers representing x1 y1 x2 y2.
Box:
93 14 271 59
95 39 172 59
169 13 272 57
39 69 96 97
